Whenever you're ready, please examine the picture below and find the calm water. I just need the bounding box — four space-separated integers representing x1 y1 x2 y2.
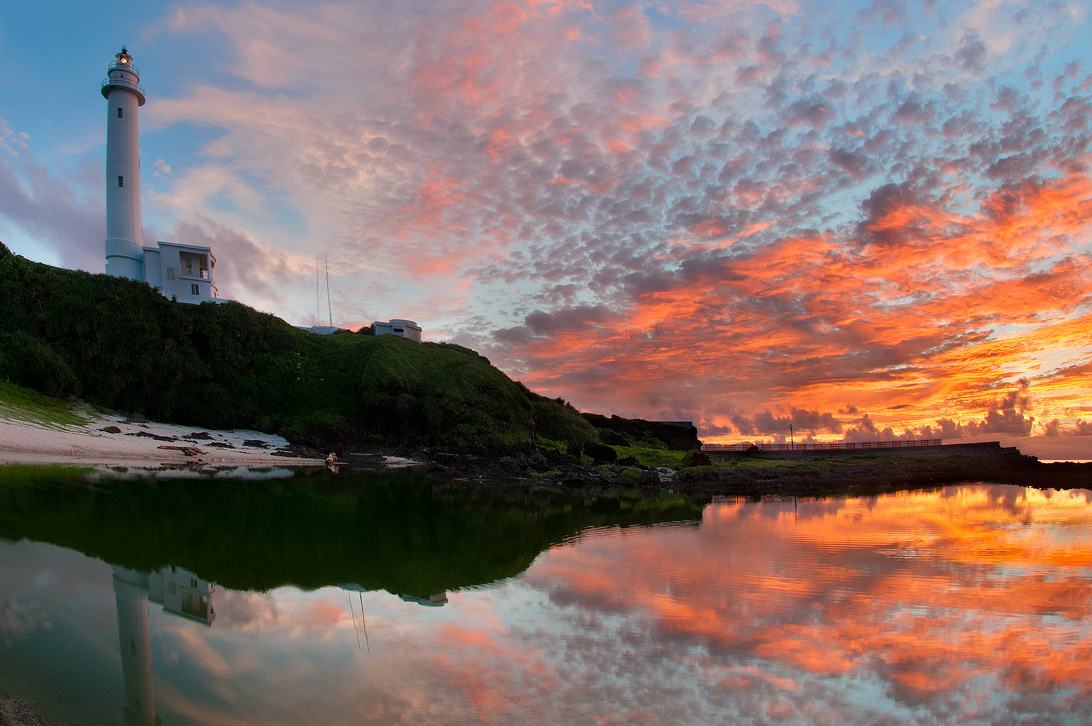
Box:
2 466 1092 725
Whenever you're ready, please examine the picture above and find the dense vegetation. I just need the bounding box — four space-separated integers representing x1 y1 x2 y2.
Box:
0 244 610 454
582 412 700 451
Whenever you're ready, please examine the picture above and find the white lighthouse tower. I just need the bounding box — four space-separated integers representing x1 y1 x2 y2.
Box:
100 48 219 302
102 47 146 280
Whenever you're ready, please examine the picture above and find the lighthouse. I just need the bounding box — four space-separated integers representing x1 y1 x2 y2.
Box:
100 48 218 301
102 47 146 280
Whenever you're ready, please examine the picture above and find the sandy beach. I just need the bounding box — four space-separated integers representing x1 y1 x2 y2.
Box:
0 405 325 470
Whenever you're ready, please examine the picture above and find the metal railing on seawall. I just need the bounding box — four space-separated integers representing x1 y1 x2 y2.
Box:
702 439 943 452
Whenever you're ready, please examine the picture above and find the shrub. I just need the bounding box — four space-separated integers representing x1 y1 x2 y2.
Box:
0 331 79 398
585 442 618 464
599 429 630 446
681 450 711 467
526 391 599 451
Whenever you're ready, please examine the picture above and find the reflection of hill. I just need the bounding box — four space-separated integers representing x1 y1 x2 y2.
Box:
0 466 704 596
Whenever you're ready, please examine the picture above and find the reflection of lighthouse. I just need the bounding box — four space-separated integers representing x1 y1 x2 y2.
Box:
113 567 156 726
112 565 215 726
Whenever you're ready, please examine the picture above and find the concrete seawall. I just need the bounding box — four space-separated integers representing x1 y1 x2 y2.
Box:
705 441 1033 463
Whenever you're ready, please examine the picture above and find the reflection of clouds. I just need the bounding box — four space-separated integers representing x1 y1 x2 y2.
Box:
518 486 1092 720
211 590 285 632
146 586 496 724
0 540 136 724
0 596 50 647
6 489 1092 724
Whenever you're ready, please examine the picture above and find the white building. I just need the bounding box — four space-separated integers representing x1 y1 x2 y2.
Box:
373 319 422 341
143 241 216 301
102 48 217 303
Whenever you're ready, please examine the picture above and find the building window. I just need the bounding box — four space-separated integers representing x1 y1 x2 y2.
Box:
117 107 123 118
118 175 124 187
191 284 200 296
166 268 175 280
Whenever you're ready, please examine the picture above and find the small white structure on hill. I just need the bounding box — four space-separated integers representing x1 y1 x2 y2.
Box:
373 319 422 341
102 48 217 303
143 241 216 300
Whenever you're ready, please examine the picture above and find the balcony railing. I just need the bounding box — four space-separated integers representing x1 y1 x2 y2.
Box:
102 76 145 97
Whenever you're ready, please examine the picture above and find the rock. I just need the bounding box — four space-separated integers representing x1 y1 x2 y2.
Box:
126 431 177 442
0 693 51 726
156 445 203 456
101 425 122 434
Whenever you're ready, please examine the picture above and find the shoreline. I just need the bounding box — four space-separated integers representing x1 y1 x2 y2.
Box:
0 408 325 469
423 446 1092 496
2 411 1090 495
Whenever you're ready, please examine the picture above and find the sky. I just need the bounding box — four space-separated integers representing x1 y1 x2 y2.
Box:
0 0 1090 457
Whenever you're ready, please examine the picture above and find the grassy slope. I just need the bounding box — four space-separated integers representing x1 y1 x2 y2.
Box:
0 380 87 427
0 245 592 453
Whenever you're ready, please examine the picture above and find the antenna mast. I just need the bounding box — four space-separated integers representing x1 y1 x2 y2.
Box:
325 255 332 327
316 255 334 328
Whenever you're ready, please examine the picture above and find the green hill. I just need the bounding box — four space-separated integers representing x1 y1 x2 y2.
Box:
0 243 598 454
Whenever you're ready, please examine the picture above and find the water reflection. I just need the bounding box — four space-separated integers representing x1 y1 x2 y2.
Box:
524 486 1092 721
2 477 1092 724
112 565 214 726
0 466 704 596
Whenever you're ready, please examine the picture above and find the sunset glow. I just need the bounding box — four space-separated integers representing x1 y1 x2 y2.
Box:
0 1 1089 454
